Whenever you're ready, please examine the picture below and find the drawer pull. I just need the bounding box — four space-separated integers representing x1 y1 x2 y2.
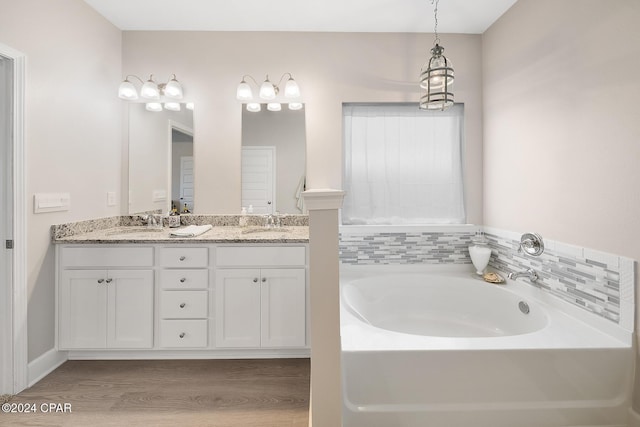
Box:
180 278 186 283
262 277 267 283
105 278 113 283
179 332 186 338
97 279 104 284
253 278 258 283
179 303 186 308
179 256 186 261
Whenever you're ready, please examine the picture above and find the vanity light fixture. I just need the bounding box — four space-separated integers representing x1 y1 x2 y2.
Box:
118 73 185 112
419 0 454 111
236 73 302 112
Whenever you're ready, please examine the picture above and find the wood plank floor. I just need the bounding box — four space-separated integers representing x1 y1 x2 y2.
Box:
1 359 310 427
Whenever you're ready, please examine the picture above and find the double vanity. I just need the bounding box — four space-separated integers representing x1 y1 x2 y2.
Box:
53 219 309 359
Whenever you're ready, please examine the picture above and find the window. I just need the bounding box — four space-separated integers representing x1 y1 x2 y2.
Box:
342 103 465 225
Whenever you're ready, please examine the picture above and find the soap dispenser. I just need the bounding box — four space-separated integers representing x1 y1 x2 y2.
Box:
468 231 492 275
239 207 248 228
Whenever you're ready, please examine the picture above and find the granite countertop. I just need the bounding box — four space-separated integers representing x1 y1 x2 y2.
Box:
52 225 309 244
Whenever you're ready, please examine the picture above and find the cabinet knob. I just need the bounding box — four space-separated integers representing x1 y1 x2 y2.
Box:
262 277 267 283
179 256 186 261
105 278 113 283
97 279 104 284
179 303 186 308
253 278 258 283
179 332 185 338
180 278 186 283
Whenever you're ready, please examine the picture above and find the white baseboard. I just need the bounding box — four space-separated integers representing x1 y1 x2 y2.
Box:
630 407 640 427
27 348 67 387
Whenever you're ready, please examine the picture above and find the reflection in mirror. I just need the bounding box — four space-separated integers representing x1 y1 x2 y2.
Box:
241 107 306 214
171 125 194 212
128 103 194 214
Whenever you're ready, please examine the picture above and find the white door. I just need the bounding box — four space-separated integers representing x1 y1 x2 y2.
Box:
107 270 154 349
242 146 275 214
215 269 261 348
260 268 306 347
179 156 194 212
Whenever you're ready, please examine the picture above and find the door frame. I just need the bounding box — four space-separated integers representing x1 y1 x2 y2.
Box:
0 42 27 394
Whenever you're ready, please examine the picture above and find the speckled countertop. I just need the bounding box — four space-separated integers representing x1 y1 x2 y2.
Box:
53 226 309 244
50 214 309 244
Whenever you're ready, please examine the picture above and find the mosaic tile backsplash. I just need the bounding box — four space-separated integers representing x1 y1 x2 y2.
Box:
484 228 634 331
339 231 475 265
339 226 634 331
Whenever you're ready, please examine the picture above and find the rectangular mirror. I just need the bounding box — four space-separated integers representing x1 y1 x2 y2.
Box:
241 107 306 214
128 103 194 214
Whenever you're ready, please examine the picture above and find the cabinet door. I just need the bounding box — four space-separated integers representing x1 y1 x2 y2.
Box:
107 270 154 349
260 268 306 347
215 269 261 348
59 270 108 349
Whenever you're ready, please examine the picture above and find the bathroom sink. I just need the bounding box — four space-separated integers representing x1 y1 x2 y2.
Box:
241 227 291 234
106 227 164 236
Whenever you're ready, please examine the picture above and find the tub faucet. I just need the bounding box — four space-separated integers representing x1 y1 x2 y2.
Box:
508 268 538 283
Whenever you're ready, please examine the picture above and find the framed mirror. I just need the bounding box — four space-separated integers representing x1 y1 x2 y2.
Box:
241 106 306 214
128 103 194 214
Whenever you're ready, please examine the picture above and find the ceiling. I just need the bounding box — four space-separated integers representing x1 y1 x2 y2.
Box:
83 0 518 34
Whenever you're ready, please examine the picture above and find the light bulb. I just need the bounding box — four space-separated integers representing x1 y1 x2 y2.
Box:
164 75 183 99
140 75 160 100
246 103 261 112
164 102 181 111
267 103 281 111
118 79 138 100
236 80 253 101
186 102 194 110
288 102 303 110
145 102 162 112
284 77 300 98
259 76 276 100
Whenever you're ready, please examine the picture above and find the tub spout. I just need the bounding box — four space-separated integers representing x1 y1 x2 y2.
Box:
508 268 538 283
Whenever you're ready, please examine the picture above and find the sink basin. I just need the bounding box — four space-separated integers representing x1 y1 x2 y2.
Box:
241 227 291 234
106 227 164 236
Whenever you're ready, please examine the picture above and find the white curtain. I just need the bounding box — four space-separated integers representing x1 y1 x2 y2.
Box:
342 103 465 225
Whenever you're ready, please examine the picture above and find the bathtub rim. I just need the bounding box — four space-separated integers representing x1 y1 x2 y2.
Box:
340 264 631 351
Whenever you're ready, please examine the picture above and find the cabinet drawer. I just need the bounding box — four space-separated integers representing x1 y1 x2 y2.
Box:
160 290 208 318
159 247 208 268
159 320 207 348
61 246 154 268
216 246 306 267
159 269 208 290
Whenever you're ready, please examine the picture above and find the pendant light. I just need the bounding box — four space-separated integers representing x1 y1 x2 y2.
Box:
419 0 454 110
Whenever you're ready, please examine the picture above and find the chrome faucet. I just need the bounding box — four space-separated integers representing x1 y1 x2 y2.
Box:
144 214 162 229
264 214 275 228
508 268 538 283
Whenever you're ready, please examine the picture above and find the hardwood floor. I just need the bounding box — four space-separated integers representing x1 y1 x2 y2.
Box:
1 359 310 427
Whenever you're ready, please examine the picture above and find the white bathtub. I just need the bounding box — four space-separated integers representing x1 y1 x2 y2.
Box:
340 265 633 427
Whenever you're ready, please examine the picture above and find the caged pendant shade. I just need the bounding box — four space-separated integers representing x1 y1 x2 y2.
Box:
419 0 455 111
419 44 454 110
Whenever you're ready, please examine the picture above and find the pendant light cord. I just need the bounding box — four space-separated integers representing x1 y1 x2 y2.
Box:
432 0 440 45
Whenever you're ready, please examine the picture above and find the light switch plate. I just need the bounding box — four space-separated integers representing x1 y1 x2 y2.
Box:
153 190 167 202
107 192 116 206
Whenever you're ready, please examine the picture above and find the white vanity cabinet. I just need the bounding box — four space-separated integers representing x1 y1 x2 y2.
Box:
58 247 154 349
56 240 309 357
215 246 307 349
